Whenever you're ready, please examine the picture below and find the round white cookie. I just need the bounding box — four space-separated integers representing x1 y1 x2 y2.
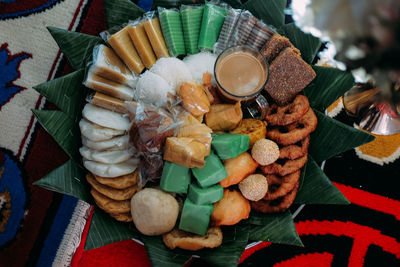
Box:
82 103 130 131
83 157 140 178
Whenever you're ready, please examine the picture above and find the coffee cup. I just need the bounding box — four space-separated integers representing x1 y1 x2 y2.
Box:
214 45 269 119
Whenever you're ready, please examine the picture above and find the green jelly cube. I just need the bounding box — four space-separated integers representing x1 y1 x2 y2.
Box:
160 161 191 194
179 199 213 235
159 9 186 56
192 151 227 187
188 183 223 205
198 3 228 50
211 133 250 159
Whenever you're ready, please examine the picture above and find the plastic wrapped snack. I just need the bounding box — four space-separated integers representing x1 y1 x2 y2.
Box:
128 19 157 69
178 81 210 117
150 57 192 90
106 26 145 75
180 5 204 54
83 68 135 101
142 12 170 59
87 92 128 114
164 137 207 168
213 8 241 54
231 10 257 46
89 44 137 88
158 7 186 56
198 1 228 51
246 19 275 50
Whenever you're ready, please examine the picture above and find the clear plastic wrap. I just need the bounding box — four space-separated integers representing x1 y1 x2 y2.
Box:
87 92 128 114
246 19 275 50
158 7 186 57
180 5 204 54
83 65 135 101
102 25 145 75
125 101 184 184
230 10 257 46
198 0 228 51
89 44 137 88
142 11 170 59
213 8 241 54
127 18 157 69
178 81 210 117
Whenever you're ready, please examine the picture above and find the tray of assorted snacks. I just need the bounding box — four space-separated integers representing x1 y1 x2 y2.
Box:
33 0 375 265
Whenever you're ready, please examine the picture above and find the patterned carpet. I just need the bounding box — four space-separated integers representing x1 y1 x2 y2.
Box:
0 0 399 266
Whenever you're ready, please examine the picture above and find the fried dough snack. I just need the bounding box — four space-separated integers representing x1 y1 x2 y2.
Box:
230 119 267 148
251 181 299 213
110 212 133 222
279 136 310 160
164 137 207 168
263 170 301 200
163 227 223 251
261 154 308 176
87 173 140 201
179 81 210 117
93 170 139 189
205 102 243 131
267 108 318 146
220 152 259 188
211 189 251 226
266 95 310 126
90 188 131 214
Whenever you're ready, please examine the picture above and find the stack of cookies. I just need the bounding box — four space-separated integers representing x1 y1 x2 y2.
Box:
251 94 317 213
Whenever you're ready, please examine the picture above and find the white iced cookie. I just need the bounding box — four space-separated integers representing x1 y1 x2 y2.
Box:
81 135 129 151
79 146 134 164
83 157 140 178
79 119 125 142
251 139 280 165
131 188 179 236
82 103 130 131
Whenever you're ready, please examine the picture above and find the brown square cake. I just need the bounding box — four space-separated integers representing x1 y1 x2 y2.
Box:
264 47 316 105
261 34 300 62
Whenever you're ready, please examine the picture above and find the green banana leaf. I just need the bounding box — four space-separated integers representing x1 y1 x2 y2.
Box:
47 27 104 70
294 156 349 204
310 109 375 163
85 208 141 250
152 0 243 9
304 66 355 112
243 0 287 28
104 0 144 29
278 23 322 64
246 210 302 246
33 159 91 203
32 69 87 119
32 110 81 162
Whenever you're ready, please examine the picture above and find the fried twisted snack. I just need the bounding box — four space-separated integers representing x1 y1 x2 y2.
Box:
251 181 299 213
279 136 310 160
266 95 310 126
261 154 307 176
263 170 301 200
267 108 317 146
163 227 223 251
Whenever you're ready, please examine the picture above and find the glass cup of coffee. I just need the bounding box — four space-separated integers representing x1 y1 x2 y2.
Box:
214 45 269 119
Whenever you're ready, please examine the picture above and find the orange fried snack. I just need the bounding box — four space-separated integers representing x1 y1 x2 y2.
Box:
164 137 207 168
220 152 258 188
179 82 210 117
211 189 251 226
205 102 243 131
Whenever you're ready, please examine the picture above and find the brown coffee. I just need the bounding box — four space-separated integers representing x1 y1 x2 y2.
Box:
215 52 266 98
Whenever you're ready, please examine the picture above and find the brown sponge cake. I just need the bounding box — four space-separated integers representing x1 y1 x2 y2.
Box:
261 34 301 62
264 48 316 105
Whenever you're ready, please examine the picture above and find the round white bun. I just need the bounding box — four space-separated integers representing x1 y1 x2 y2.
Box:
150 57 192 90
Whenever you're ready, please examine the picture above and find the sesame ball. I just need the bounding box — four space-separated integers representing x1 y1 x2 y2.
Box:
251 139 280 165
239 174 268 201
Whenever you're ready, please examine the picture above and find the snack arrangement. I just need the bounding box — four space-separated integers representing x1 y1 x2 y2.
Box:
76 2 320 252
